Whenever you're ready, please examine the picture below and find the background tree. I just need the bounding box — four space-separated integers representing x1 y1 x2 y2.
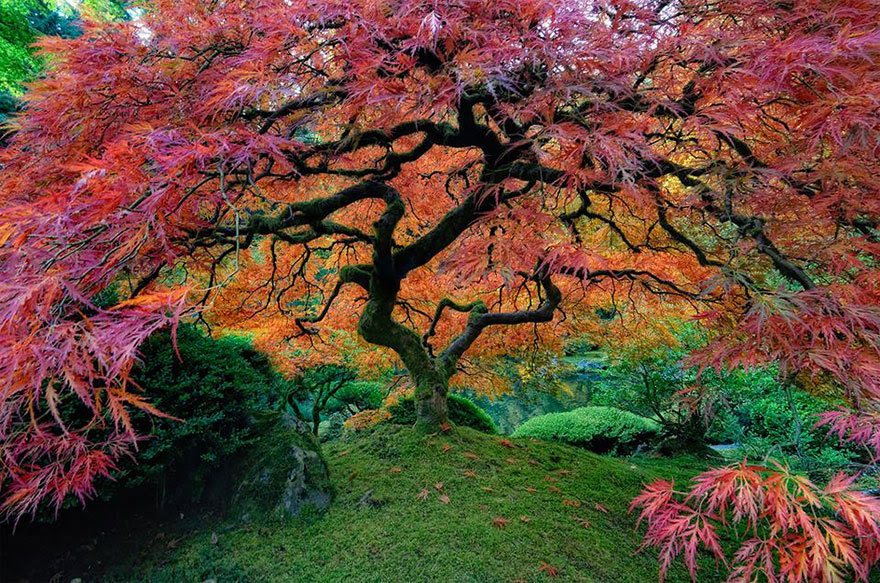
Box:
286 364 358 435
0 6 878 578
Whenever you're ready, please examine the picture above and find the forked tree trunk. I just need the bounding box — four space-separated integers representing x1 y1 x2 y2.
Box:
353 261 452 431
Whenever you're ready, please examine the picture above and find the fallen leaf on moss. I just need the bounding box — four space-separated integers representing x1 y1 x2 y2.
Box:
492 516 510 528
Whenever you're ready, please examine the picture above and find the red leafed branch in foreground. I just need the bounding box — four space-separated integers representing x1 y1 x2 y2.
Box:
632 463 880 583
0 283 190 519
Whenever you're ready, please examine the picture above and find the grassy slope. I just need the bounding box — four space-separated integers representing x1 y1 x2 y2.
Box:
102 426 722 583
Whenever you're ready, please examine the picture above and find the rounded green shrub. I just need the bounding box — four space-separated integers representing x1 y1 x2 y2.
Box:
387 394 498 434
511 406 659 455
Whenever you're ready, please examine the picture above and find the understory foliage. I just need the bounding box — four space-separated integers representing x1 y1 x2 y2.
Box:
0 0 878 579
512 406 660 455
590 323 861 472
286 364 357 435
121 324 286 503
591 322 722 450
327 380 385 414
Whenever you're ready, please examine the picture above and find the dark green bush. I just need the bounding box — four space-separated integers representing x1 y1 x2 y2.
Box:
107 323 288 504
511 406 659 455
387 394 498 434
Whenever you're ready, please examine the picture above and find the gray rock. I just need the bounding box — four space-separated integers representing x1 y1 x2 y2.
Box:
231 412 333 521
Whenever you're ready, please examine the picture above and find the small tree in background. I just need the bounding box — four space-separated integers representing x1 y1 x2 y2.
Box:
287 364 357 435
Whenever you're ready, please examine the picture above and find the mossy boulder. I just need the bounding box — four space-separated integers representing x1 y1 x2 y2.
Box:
231 413 333 522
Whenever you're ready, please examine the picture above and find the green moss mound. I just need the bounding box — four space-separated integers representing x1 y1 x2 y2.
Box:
387 393 498 434
511 406 660 455
90 426 717 583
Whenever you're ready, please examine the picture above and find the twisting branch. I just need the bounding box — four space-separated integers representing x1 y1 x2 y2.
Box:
294 279 346 336
555 265 703 299
438 275 562 377
422 298 484 355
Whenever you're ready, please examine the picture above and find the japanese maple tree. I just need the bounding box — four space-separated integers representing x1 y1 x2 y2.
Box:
0 0 879 576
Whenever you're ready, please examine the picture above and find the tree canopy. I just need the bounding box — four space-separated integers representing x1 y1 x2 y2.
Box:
0 1 879 576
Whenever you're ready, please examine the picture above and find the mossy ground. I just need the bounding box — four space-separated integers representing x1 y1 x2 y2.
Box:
91 425 725 583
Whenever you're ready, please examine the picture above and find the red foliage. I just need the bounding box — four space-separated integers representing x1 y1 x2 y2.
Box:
632 462 880 582
817 409 880 462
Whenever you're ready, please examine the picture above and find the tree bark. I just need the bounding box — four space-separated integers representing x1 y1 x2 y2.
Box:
413 379 449 431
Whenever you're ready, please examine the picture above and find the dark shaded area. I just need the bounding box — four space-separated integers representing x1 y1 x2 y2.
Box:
1 479 229 582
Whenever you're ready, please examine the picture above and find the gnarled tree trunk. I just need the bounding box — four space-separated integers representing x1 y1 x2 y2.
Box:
413 380 449 430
